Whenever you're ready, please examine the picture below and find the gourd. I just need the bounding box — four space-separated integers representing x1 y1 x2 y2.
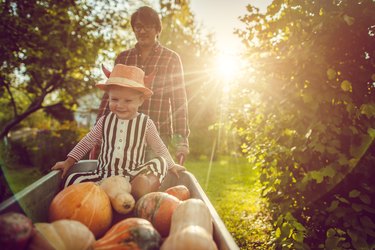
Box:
93 217 161 250
0 212 33 250
28 220 95 250
49 182 112 237
161 198 217 250
165 185 190 201
134 192 180 237
100 176 135 215
161 225 217 250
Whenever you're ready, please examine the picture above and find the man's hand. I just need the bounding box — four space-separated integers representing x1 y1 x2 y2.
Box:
168 164 186 179
173 134 189 163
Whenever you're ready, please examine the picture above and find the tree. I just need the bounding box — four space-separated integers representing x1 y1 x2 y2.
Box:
231 0 375 248
0 0 133 139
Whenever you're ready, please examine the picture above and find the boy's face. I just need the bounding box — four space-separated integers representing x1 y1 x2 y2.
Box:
108 86 144 120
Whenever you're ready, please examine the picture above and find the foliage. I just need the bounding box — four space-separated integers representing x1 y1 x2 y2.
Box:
0 0 134 139
231 0 375 249
10 119 88 173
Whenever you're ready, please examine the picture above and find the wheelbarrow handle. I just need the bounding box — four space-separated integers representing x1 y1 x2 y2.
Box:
178 154 185 166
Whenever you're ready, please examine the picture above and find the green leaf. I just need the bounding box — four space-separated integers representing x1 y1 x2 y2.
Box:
326 200 339 212
360 104 375 119
336 195 350 204
349 189 361 198
350 134 373 158
352 203 363 212
311 171 324 183
359 194 371 205
342 14 355 25
326 228 336 238
292 231 304 243
326 68 336 80
276 227 281 238
368 127 375 138
341 80 352 92
360 216 375 229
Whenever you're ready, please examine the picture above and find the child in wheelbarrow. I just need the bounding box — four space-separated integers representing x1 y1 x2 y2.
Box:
51 64 186 200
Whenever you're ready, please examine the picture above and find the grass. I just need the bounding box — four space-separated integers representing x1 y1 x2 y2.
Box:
1 165 42 195
185 156 274 250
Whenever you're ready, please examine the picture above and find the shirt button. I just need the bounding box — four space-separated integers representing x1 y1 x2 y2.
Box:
117 147 120 150
119 139 122 142
120 130 123 133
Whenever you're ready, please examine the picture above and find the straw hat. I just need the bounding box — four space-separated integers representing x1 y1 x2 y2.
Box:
96 64 153 98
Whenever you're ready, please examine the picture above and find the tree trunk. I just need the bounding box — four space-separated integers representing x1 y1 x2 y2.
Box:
0 166 13 203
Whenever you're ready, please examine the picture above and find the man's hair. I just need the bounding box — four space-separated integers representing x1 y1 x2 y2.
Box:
131 6 162 33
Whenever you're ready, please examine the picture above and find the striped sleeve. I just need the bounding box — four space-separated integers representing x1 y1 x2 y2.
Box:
146 119 175 169
68 116 104 161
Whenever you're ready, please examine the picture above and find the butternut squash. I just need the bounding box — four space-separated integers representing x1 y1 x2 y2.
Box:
100 176 135 215
29 220 95 250
170 198 213 235
161 225 217 250
161 198 217 250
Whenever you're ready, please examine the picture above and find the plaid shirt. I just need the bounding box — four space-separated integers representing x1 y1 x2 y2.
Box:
96 42 189 141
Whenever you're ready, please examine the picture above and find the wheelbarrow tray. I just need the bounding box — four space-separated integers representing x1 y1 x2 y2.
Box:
0 160 239 250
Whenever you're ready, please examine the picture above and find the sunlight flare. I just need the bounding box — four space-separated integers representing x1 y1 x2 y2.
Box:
214 53 241 82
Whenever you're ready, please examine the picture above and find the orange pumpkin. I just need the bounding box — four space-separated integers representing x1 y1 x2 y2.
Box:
135 192 180 237
93 218 161 250
165 185 190 201
49 182 112 238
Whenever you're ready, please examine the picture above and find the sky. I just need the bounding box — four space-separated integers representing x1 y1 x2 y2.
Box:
190 0 273 53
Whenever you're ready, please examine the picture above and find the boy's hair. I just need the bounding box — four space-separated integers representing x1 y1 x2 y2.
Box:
131 6 162 33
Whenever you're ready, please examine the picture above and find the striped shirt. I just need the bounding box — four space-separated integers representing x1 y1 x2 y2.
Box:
96 42 189 140
68 113 175 170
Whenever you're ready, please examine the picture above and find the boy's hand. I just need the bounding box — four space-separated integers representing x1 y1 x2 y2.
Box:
51 157 75 179
169 164 186 179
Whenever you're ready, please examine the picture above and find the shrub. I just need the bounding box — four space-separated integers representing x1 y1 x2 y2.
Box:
8 121 88 173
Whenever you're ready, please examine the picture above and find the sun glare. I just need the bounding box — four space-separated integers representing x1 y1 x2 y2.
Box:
214 52 243 84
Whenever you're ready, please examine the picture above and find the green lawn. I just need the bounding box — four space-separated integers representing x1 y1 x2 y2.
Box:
2 165 42 195
185 156 273 250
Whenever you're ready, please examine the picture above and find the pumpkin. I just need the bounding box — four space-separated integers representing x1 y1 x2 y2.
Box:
100 176 135 215
28 220 95 250
49 182 112 237
134 192 180 237
164 185 190 201
169 198 213 235
93 217 161 250
161 198 217 250
0 212 33 250
161 225 218 250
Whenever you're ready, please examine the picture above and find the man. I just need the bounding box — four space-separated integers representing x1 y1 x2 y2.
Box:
91 6 189 164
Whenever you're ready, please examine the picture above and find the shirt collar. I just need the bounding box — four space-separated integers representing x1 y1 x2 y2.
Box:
135 41 161 53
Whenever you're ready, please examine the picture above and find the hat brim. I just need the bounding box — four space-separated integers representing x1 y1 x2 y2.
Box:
96 82 153 99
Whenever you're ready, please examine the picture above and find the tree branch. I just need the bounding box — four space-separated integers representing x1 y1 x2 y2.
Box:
1 79 18 117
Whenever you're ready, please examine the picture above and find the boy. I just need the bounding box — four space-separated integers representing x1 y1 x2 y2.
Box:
51 64 185 200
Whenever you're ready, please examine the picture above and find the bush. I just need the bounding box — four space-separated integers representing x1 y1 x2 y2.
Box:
8 121 88 174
